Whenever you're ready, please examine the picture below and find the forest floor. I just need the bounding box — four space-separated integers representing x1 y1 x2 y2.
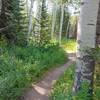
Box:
22 53 76 100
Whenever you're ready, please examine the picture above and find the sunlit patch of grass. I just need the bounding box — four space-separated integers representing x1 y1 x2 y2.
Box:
61 39 76 53
51 64 75 100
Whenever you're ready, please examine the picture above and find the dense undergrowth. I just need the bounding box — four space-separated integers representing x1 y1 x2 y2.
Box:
0 41 67 100
51 64 75 100
51 62 100 100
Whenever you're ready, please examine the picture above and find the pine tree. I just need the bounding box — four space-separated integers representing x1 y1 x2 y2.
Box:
0 0 28 45
0 0 16 43
0 0 9 28
34 0 51 46
10 0 28 45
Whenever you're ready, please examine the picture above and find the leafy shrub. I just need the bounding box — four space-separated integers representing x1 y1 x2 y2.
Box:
87 47 100 63
0 43 67 100
51 63 100 100
93 54 100 100
51 64 75 100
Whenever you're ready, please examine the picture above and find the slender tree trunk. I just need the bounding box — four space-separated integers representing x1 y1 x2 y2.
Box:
51 3 57 40
28 0 34 39
73 0 99 94
74 16 78 39
34 0 42 43
59 4 64 44
26 0 29 17
96 2 100 47
66 19 70 39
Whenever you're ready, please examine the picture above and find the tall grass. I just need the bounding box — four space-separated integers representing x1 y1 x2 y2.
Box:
0 43 67 100
51 64 75 100
51 61 100 100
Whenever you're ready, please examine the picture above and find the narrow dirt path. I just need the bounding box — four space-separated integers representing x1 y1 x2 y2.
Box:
22 53 76 100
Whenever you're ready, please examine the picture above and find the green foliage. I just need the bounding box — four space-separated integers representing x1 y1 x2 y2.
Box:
34 0 51 46
73 82 91 100
10 0 28 45
61 39 76 53
55 4 70 37
0 44 67 100
0 0 28 45
51 63 100 100
86 47 100 100
94 63 100 100
51 64 75 100
87 47 100 63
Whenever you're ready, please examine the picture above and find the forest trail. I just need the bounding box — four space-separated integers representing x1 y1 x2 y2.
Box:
22 53 76 100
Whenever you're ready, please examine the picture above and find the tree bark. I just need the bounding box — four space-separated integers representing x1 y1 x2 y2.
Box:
66 19 70 39
59 4 64 44
28 0 34 38
73 0 100 94
34 0 42 43
96 2 100 47
26 0 29 17
51 3 57 40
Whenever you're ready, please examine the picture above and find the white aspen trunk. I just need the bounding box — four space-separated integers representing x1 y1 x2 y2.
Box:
26 0 29 17
73 0 100 93
28 0 34 38
51 3 57 40
34 0 42 43
59 4 64 44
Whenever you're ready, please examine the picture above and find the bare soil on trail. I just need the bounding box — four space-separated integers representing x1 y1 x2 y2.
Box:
21 53 76 100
